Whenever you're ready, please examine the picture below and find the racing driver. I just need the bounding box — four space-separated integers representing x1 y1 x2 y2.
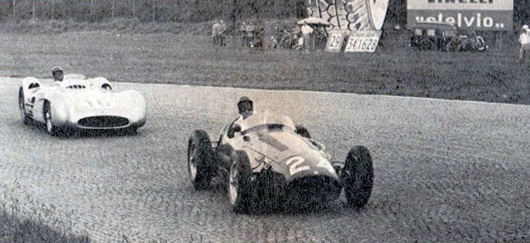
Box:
52 66 64 82
237 96 254 120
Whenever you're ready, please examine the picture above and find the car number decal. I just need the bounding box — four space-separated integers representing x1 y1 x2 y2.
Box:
285 156 310 175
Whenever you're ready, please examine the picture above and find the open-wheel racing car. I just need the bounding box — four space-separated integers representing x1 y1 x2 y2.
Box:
18 74 147 136
187 111 373 213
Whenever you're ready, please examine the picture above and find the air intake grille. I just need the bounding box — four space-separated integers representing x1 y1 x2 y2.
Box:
66 85 86 89
78 116 129 128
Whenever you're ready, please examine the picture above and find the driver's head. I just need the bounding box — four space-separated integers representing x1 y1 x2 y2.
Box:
237 96 253 118
52 66 64 82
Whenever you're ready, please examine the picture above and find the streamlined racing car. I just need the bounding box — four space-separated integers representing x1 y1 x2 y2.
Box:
18 74 147 136
187 110 373 213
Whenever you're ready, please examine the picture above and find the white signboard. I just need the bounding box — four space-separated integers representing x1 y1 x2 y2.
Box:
407 0 513 31
325 32 345 52
344 31 381 53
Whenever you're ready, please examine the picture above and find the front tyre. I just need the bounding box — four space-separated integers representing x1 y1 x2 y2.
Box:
187 130 214 190
18 88 31 125
43 102 60 136
228 151 253 214
343 145 373 209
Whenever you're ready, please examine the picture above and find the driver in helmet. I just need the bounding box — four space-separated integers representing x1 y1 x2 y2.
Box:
52 66 64 82
228 96 254 138
237 96 254 120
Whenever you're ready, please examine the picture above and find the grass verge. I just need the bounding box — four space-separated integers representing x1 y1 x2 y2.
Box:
1 19 529 105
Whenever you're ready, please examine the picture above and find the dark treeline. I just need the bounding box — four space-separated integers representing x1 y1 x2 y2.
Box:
0 0 306 22
0 0 529 28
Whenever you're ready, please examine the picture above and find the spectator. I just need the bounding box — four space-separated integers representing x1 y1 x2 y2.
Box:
211 20 226 46
301 22 313 52
519 25 530 63
240 22 248 47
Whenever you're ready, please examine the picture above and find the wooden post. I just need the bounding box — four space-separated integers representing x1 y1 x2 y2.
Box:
495 31 503 50
90 0 94 19
132 0 136 18
32 0 36 19
175 0 178 21
12 0 16 19
152 0 156 22
51 0 54 20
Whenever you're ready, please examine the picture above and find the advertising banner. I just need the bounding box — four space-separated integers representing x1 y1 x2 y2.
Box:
407 0 513 31
308 0 389 52
307 0 389 31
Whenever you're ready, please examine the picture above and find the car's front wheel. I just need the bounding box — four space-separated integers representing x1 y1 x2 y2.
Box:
18 89 31 125
342 145 373 209
187 130 214 190
43 102 60 136
228 150 253 214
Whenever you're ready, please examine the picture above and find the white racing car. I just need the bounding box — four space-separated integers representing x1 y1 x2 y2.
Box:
18 74 147 136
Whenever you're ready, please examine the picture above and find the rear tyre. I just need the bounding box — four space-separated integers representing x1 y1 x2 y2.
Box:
295 125 311 139
187 130 214 190
343 145 373 209
228 151 253 214
43 102 60 136
18 89 31 125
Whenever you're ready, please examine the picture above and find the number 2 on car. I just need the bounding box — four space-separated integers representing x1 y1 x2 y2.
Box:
285 156 310 175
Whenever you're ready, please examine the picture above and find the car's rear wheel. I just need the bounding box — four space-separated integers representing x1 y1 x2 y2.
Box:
18 89 31 125
43 101 60 136
228 150 253 214
187 130 214 190
343 145 373 209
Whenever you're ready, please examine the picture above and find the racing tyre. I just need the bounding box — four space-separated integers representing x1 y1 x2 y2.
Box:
187 130 214 190
343 145 373 209
18 88 31 125
228 150 253 214
43 101 60 136
295 125 311 139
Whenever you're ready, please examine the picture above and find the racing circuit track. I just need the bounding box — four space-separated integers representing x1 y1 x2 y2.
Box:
0 78 529 242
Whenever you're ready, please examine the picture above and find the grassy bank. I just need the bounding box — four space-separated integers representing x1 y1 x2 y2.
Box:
0 187 89 242
1 19 529 105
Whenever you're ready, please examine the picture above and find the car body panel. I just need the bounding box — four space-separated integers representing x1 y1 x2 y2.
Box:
213 111 341 202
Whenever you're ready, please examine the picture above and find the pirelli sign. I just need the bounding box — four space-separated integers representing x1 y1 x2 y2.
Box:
407 0 513 31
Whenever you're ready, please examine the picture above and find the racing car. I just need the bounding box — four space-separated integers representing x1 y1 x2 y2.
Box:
187 110 373 213
18 74 147 136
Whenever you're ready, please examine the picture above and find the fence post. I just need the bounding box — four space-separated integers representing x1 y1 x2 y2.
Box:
12 0 16 19
132 0 136 18
152 0 156 22
52 0 54 20
32 0 36 20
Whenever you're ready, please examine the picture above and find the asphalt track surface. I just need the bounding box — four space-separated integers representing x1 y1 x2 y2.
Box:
0 78 529 242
